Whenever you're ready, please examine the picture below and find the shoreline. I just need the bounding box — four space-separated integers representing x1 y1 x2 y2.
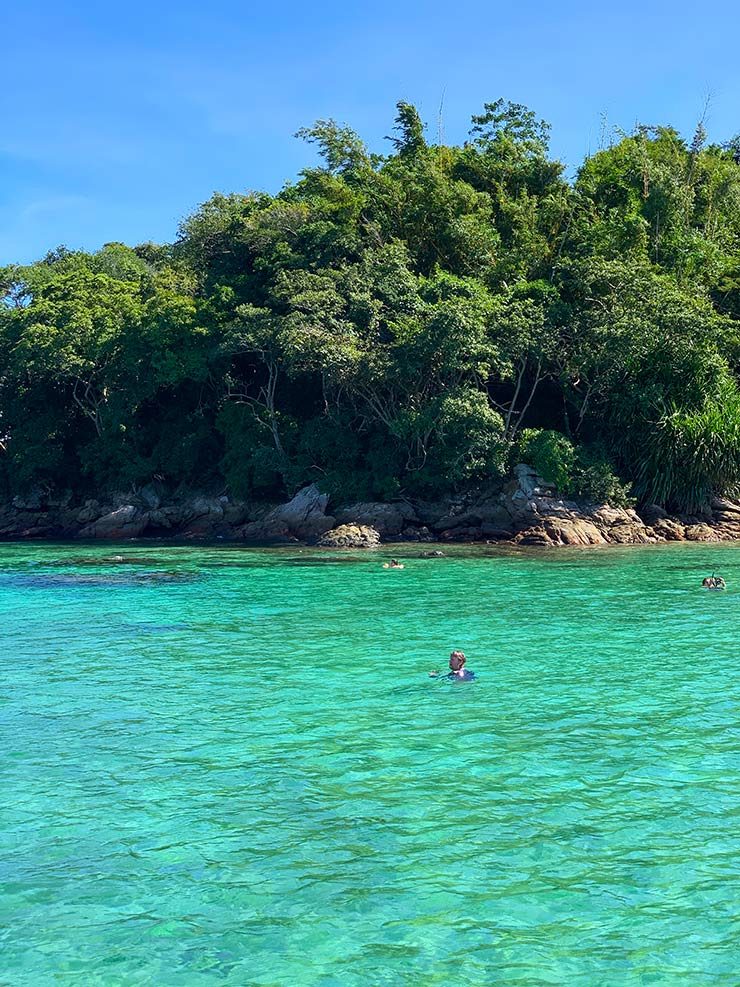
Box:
3 470 740 550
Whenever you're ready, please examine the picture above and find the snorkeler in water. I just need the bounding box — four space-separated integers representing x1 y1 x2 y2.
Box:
429 650 476 681
702 574 726 590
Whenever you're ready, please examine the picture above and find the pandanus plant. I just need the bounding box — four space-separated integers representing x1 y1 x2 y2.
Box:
632 384 740 512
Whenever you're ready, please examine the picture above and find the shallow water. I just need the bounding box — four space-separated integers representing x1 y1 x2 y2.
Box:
3 541 740 985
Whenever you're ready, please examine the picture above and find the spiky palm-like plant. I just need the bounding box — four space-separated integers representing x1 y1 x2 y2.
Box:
633 386 740 511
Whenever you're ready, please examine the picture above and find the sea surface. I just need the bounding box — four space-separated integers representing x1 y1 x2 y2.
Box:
3 540 740 985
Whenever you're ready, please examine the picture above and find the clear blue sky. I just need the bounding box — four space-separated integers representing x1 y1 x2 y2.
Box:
2 0 739 264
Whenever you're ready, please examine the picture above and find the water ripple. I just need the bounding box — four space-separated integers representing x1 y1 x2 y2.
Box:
2 541 740 984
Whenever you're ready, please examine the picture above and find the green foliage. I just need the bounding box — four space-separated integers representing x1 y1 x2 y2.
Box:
519 430 633 506
570 445 634 508
518 429 576 492
296 120 370 175
632 384 740 511
388 102 426 157
4 102 740 510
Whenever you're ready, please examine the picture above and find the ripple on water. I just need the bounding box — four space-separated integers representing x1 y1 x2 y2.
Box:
2 540 740 985
1 570 199 589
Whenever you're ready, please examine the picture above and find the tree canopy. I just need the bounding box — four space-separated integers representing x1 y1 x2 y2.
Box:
4 100 740 511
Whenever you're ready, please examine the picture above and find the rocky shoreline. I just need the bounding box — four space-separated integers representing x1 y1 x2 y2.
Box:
3 465 740 548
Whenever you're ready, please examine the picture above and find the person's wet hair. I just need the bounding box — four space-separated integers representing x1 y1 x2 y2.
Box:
449 650 466 671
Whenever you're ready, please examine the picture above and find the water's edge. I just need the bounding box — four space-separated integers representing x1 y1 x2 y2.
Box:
4 479 740 549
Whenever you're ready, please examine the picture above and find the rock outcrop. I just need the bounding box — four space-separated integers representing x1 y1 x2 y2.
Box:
3 469 740 547
317 524 381 548
78 505 149 539
241 484 335 544
334 501 417 538
503 478 655 548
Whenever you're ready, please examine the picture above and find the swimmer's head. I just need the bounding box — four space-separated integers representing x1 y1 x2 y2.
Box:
449 650 466 671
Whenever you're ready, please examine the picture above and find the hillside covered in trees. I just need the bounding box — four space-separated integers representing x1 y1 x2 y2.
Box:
3 100 740 513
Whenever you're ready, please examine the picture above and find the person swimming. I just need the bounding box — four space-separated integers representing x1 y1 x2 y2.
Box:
702 574 726 590
429 650 476 681
384 559 404 569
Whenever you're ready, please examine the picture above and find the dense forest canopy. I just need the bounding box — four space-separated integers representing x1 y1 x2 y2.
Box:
3 100 740 511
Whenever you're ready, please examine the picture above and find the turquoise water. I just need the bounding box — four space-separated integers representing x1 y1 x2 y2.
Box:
3 541 740 985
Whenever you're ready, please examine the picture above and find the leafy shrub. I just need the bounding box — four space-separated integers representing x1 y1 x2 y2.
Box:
571 445 634 507
519 429 633 505
518 429 576 492
403 389 507 497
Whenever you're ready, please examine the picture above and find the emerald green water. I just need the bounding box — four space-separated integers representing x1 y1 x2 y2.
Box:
3 541 740 985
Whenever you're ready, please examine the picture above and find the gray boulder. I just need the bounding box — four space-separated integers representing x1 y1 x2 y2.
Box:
76 499 103 524
335 501 417 538
12 489 44 511
274 484 334 540
240 519 299 545
79 505 147 539
243 484 334 543
137 483 162 510
412 501 451 527
179 496 225 536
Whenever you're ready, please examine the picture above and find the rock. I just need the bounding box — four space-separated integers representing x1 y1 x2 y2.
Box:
680 512 712 525
684 523 721 542
416 526 435 541
241 520 299 545
412 501 451 527
440 525 482 542
640 503 668 525
253 484 335 542
78 505 147 539
274 484 330 534
137 483 161 510
586 505 641 527
335 501 417 538
146 507 176 530
433 511 482 533
12 489 44 511
607 522 654 545
475 500 514 530
480 524 515 540
504 497 657 547
717 523 740 540
543 518 607 546
179 496 226 537
317 524 381 548
223 501 250 526
184 496 224 520
514 526 553 547
77 499 102 524
652 518 685 541
512 463 556 498
711 498 740 527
